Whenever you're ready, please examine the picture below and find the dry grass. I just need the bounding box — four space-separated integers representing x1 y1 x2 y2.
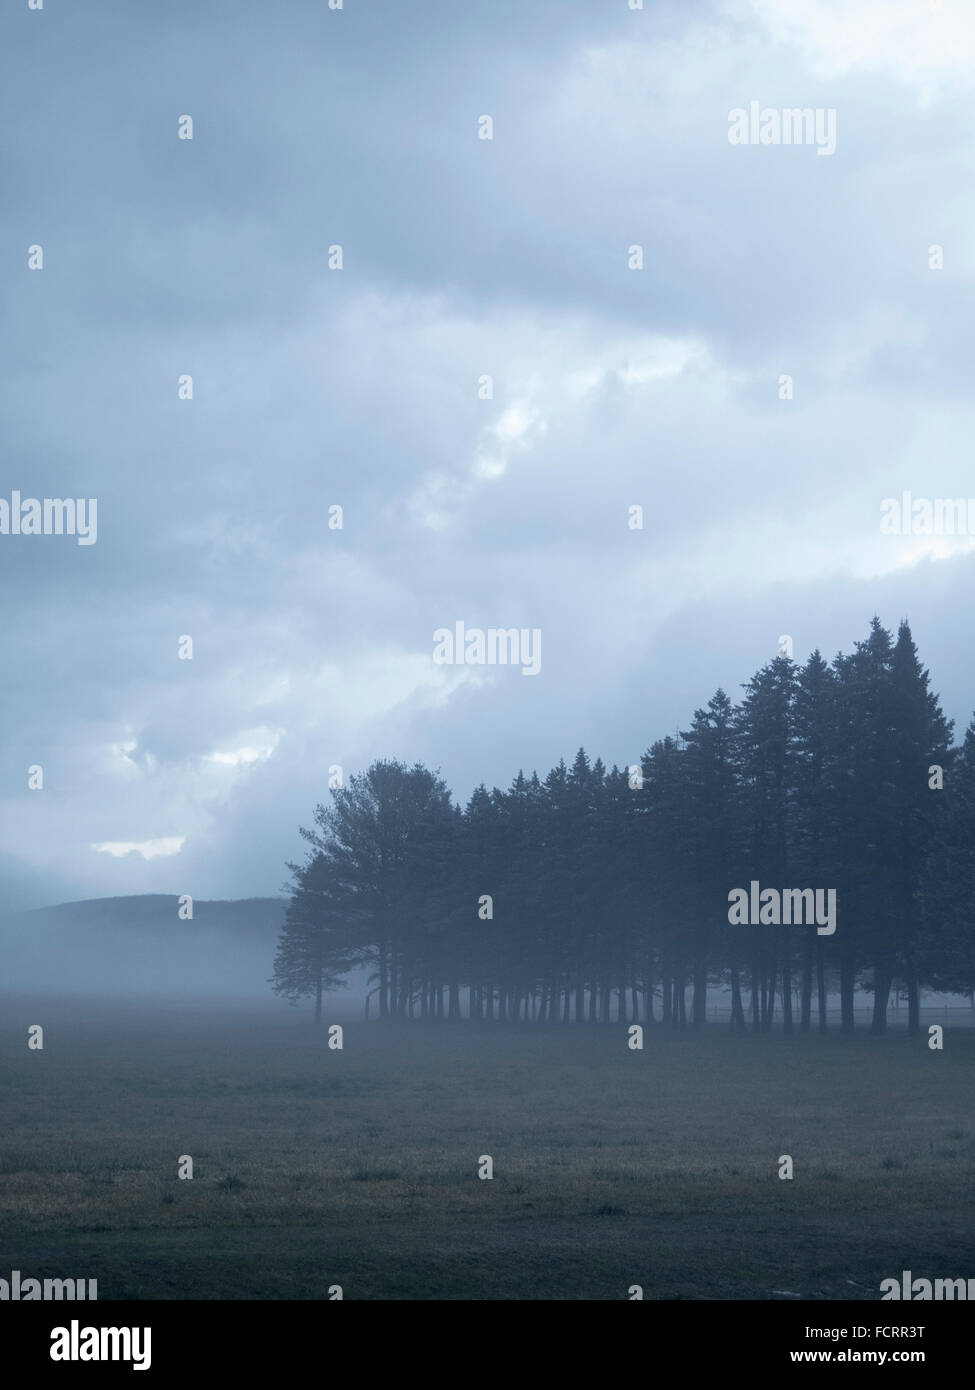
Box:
1 996 973 1299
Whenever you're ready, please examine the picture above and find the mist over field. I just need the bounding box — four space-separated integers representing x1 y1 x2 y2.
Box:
0 898 286 998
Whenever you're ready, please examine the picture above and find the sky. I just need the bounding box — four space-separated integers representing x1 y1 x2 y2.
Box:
3 0 975 910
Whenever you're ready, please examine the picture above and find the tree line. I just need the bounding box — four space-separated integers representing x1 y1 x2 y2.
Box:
272 617 975 1034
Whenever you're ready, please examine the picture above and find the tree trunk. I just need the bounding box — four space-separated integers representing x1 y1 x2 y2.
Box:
763 967 776 1033
840 955 856 1034
800 938 812 1033
751 954 762 1032
870 966 892 1034
781 941 793 1035
693 961 707 1030
378 944 389 1018
906 964 920 1036
730 962 746 1032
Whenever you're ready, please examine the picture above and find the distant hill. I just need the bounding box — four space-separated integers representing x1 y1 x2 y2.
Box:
1 894 286 936
0 895 288 997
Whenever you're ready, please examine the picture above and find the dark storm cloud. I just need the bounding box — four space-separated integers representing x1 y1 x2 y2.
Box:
2 0 974 905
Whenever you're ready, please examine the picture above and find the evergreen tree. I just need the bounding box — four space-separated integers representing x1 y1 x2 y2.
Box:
275 619 968 1036
793 650 836 1032
683 690 738 1029
272 852 358 1022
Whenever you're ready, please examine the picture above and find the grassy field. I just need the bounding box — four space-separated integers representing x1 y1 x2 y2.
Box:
1 995 973 1300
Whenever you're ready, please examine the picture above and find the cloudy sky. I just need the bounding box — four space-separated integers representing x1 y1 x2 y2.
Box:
3 0 975 909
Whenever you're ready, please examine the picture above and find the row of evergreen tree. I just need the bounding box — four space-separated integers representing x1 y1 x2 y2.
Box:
272 618 975 1034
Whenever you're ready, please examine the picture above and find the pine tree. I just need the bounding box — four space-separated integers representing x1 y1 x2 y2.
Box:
793 650 836 1032
682 690 738 1030
272 852 358 1022
922 716 975 1002
276 616 966 1037
879 621 954 1032
733 662 797 1031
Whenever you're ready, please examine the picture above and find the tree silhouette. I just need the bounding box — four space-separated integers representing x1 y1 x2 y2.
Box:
274 619 975 1032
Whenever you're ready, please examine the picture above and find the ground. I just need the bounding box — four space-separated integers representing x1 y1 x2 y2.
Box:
1 996 973 1300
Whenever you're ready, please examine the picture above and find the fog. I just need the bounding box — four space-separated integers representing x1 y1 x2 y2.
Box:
0 895 362 1006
